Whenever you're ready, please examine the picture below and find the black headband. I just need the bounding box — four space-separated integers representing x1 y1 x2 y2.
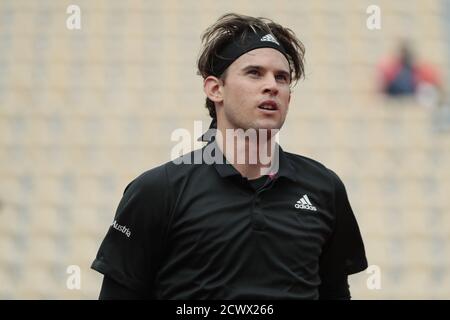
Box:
210 30 290 77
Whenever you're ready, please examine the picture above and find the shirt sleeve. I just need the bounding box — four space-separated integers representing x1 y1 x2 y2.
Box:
319 170 368 285
318 275 351 300
91 165 172 297
99 276 144 300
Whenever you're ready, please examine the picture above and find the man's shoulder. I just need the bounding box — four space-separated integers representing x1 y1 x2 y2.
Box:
282 150 341 184
128 148 207 188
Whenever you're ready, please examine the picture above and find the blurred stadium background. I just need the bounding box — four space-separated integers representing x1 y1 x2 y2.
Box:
0 0 449 299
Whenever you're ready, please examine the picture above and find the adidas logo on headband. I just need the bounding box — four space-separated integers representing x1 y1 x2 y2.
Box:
210 31 287 77
260 34 280 46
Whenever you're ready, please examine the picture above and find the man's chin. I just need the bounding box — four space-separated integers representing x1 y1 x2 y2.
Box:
252 121 283 132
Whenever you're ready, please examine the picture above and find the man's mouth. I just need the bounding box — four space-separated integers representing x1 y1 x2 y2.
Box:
258 100 278 111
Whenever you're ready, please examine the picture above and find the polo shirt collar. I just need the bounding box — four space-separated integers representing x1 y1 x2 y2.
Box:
206 139 298 182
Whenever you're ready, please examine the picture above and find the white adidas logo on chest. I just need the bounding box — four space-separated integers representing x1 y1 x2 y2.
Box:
294 194 317 211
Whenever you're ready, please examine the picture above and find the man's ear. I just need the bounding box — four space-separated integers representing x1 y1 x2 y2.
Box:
204 76 223 104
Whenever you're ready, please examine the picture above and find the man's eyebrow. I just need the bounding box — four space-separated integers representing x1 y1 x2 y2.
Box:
241 65 290 76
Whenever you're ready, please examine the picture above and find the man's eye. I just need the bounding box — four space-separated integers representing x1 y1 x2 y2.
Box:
248 70 260 76
276 75 288 82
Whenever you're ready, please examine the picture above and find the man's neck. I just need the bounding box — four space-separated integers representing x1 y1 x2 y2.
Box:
215 126 278 180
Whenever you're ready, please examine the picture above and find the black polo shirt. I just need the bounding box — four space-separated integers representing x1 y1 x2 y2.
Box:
91 141 367 299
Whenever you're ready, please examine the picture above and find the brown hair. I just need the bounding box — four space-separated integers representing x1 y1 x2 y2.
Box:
197 13 306 120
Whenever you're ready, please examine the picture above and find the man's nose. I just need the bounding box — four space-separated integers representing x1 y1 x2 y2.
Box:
262 74 279 95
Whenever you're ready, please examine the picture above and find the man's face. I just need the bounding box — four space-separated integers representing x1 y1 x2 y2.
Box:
217 48 291 132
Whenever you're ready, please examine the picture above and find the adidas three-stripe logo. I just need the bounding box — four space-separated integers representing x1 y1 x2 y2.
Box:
295 194 317 211
260 34 280 45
